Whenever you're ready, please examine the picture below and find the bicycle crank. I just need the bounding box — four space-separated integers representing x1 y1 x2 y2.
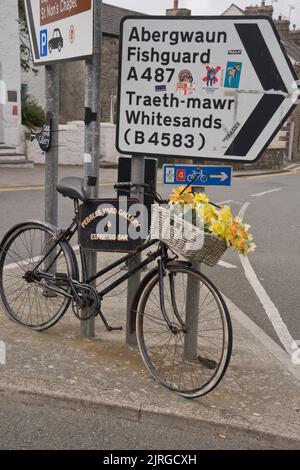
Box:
71 283 100 321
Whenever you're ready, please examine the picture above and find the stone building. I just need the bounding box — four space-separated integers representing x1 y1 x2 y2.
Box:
0 0 21 147
59 3 145 124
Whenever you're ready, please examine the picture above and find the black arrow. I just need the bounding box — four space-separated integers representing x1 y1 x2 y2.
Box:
225 23 287 157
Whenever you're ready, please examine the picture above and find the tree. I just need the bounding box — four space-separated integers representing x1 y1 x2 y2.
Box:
18 0 38 74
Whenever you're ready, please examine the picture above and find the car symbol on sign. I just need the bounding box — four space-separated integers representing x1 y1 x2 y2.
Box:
49 28 64 53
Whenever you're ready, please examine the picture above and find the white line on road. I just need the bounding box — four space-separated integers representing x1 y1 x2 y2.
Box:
217 200 234 205
225 296 300 381
238 202 296 356
218 260 237 269
250 188 282 198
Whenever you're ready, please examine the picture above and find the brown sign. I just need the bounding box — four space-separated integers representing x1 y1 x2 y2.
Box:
40 0 92 26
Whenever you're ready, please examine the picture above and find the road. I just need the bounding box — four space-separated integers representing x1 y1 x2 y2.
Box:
0 391 280 450
0 167 300 353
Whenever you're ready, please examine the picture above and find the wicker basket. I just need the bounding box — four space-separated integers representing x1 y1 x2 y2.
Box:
151 205 227 267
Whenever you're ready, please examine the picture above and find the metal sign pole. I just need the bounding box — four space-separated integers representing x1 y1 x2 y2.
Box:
45 64 59 227
81 0 102 338
126 155 145 346
184 186 204 360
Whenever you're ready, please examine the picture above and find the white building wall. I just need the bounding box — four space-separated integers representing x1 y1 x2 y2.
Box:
21 67 46 109
27 122 122 165
0 0 21 147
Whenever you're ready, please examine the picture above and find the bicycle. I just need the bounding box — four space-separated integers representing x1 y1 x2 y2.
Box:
187 169 208 183
0 177 232 398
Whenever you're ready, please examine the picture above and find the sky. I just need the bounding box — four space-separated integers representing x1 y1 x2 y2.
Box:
104 0 300 28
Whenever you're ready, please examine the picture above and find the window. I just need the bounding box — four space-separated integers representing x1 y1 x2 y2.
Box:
21 84 29 100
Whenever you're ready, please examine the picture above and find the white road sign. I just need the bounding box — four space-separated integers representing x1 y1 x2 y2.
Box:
25 0 94 65
117 16 300 163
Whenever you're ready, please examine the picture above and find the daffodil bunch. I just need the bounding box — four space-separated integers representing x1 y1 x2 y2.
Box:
168 186 256 256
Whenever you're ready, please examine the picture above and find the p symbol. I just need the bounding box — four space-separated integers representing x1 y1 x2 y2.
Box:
40 29 48 57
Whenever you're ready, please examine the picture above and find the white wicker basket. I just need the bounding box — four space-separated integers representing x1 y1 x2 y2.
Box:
151 205 227 267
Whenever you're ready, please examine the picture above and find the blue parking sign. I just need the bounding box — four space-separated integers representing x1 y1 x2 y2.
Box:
40 29 48 57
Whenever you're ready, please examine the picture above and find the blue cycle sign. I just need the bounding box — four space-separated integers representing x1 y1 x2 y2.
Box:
117 16 299 163
163 165 232 187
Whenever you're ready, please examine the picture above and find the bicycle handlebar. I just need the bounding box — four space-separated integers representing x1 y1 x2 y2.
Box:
113 182 222 208
114 182 169 205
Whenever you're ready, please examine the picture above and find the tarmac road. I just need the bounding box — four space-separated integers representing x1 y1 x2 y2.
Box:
0 390 282 450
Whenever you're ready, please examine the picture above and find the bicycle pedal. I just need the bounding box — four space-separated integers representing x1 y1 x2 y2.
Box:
106 325 123 333
108 326 123 332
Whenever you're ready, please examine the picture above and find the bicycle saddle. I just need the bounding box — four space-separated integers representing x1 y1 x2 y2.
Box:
57 177 88 202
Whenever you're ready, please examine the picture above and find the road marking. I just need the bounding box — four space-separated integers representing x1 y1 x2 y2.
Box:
0 186 45 193
238 202 296 356
0 182 115 193
251 187 282 198
217 200 234 205
244 169 300 180
225 296 300 381
218 260 237 269
4 255 40 271
3 244 80 271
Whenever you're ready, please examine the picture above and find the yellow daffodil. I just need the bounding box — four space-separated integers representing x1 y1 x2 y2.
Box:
194 192 210 205
168 186 256 257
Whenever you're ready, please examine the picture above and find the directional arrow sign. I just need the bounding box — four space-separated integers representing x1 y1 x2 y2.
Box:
117 16 300 163
163 165 232 187
210 172 229 182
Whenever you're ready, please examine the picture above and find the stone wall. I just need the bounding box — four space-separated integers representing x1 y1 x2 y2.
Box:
232 149 286 171
59 35 119 124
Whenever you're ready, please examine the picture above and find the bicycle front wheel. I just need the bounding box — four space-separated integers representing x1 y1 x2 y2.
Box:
0 221 78 331
136 265 232 398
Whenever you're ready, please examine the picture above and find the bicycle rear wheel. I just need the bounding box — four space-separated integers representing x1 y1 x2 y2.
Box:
136 265 232 398
0 221 77 330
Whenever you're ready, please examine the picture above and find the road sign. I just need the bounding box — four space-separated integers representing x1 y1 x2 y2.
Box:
24 0 94 65
163 165 232 186
117 16 300 163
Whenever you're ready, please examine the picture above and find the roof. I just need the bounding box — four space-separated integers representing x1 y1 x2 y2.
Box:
222 3 245 16
281 39 300 64
102 3 146 37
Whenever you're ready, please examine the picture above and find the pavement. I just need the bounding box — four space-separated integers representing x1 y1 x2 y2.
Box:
0 162 300 449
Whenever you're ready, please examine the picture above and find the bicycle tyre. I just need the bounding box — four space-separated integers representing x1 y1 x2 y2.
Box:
136 264 232 398
0 221 78 331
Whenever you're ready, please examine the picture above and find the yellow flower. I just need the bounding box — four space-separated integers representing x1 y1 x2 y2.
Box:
167 185 256 256
194 192 210 205
169 186 194 207
218 206 233 222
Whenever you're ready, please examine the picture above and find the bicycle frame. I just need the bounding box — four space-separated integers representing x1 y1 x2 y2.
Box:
28 199 187 333
32 200 165 298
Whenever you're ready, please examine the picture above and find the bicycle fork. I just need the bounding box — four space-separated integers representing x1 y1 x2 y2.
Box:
157 259 186 334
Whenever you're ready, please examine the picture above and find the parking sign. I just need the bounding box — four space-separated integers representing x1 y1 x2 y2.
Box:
40 29 48 57
25 0 94 65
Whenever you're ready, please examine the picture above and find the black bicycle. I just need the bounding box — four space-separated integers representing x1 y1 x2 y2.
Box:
0 177 232 398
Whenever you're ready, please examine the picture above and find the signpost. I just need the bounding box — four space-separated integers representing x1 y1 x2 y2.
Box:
25 0 99 339
117 16 299 163
25 0 94 64
163 164 232 186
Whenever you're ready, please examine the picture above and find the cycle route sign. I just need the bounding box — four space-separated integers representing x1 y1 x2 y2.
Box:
117 16 300 163
163 165 232 187
24 0 94 65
